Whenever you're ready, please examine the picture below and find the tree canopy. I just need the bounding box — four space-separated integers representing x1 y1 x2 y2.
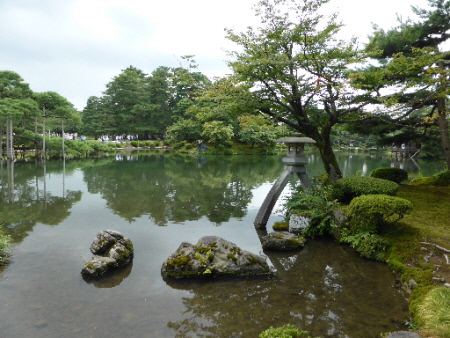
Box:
224 0 378 180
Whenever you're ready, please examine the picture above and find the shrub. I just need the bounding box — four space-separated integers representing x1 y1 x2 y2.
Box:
259 324 312 338
284 181 339 237
370 167 408 184
340 231 390 260
347 194 413 232
410 170 450 186
417 286 450 337
335 176 399 203
0 228 12 265
130 141 139 147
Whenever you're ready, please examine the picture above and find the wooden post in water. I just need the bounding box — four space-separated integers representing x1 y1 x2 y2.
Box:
254 134 316 228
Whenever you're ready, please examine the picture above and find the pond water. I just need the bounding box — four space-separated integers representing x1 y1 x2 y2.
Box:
0 151 445 337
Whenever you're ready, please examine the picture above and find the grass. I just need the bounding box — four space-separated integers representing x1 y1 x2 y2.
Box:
380 184 450 336
416 287 450 338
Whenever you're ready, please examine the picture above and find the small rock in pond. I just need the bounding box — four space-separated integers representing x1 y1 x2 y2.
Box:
81 230 133 279
161 236 270 279
261 232 305 251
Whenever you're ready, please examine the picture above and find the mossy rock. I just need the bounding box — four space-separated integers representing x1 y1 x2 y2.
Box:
272 222 289 231
261 232 305 251
161 236 270 279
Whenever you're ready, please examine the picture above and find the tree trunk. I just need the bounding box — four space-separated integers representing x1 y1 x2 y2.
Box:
6 118 14 160
318 137 342 181
0 122 3 159
437 61 450 170
437 96 450 169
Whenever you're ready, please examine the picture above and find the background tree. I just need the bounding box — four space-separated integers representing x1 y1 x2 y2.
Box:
33 91 77 157
0 71 39 158
225 0 375 180
358 0 450 167
201 121 234 146
103 66 157 139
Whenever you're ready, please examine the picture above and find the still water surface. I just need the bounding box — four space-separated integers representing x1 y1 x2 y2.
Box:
0 151 445 337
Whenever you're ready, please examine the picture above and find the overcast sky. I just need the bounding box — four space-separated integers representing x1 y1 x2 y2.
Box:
1 0 429 110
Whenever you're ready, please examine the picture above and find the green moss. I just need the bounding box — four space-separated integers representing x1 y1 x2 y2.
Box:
166 254 191 268
245 255 260 265
272 222 289 231
227 253 238 262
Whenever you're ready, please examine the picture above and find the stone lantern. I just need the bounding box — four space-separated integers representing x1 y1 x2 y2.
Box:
254 133 316 228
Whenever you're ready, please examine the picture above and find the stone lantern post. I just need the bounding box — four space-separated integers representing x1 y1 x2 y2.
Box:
254 133 316 228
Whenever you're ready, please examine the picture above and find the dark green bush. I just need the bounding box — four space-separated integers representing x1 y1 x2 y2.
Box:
224 140 234 148
340 231 390 260
335 176 399 203
370 167 408 184
347 194 413 232
130 141 139 147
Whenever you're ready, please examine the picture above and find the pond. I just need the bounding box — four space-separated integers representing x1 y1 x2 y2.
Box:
0 151 445 337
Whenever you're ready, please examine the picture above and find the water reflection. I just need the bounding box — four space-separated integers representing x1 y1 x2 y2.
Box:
81 154 284 225
164 240 408 338
0 159 82 243
0 152 426 337
82 262 133 288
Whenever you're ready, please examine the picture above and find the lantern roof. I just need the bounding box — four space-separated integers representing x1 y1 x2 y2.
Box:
277 133 316 145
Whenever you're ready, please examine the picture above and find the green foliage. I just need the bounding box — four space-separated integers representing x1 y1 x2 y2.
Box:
416 287 450 338
0 227 12 265
410 170 450 186
259 324 313 338
225 0 379 180
370 167 408 184
335 176 399 203
340 230 390 260
201 121 234 146
272 222 289 231
284 181 339 237
166 118 202 142
347 194 413 232
130 141 139 147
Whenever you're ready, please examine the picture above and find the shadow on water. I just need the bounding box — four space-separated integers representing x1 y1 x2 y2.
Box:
163 239 408 338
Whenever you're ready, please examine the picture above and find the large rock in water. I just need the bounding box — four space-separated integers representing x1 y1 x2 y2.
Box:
81 230 134 279
161 236 270 279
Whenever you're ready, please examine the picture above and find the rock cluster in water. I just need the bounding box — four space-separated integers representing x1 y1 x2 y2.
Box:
161 236 270 279
81 230 134 279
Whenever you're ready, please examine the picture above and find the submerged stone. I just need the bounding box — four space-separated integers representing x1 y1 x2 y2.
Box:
261 232 305 251
81 230 133 279
161 236 270 279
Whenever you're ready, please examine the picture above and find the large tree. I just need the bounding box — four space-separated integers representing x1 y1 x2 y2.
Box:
360 0 450 167
0 71 39 159
225 0 374 180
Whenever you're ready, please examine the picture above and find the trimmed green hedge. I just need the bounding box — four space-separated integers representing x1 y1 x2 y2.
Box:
347 194 413 231
335 176 399 203
370 167 408 184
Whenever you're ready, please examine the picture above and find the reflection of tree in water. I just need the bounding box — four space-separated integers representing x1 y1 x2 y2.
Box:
0 160 82 243
82 153 284 225
164 239 408 338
